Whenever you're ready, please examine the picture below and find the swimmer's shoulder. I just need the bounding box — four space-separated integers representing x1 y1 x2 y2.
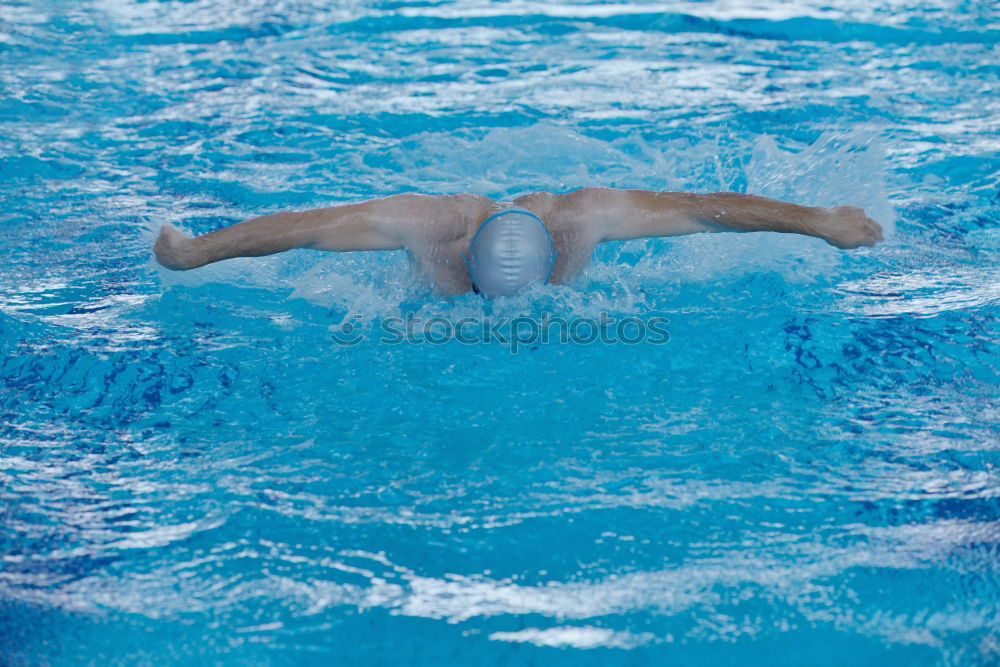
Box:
511 191 558 217
450 194 496 227
385 192 493 248
512 188 610 239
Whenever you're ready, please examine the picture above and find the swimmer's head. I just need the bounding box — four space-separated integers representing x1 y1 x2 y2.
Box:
463 209 557 299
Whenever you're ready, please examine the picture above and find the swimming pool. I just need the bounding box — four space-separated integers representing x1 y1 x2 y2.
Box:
1 0 998 664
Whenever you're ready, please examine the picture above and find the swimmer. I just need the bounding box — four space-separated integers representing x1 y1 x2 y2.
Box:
153 188 884 298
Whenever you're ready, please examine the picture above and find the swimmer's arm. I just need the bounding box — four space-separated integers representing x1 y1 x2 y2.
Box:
154 194 448 270
575 189 883 249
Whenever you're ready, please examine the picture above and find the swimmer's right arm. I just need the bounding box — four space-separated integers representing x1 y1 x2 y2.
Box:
154 194 444 270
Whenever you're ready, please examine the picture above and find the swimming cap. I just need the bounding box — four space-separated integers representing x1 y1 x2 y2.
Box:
463 209 556 298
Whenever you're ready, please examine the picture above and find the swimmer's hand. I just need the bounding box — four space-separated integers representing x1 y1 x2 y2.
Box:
154 223 200 270
815 206 884 249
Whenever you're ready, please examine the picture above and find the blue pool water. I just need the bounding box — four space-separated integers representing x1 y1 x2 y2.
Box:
2 1 998 664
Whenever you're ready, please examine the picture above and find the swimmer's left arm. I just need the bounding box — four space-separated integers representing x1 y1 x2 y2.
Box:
572 189 883 249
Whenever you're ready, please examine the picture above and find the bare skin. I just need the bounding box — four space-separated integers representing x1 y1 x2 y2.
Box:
153 188 884 296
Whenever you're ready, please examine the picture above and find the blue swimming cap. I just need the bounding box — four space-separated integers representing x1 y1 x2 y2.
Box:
463 209 556 298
